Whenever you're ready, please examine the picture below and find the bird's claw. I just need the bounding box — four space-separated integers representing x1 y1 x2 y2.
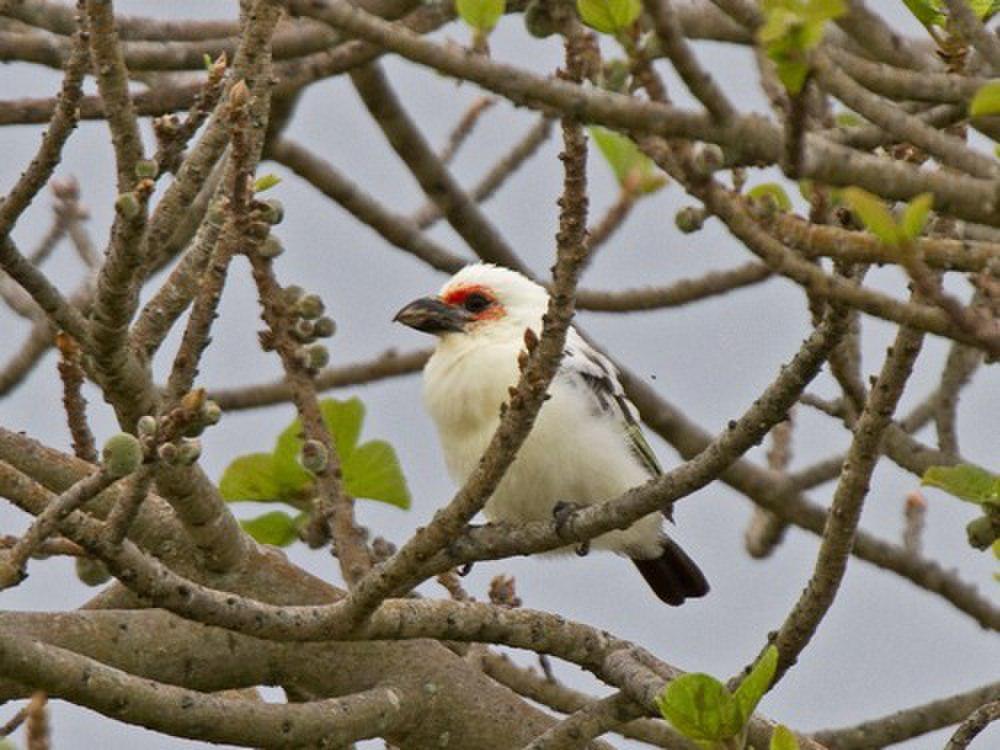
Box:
574 540 590 557
457 561 474 577
552 500 582 541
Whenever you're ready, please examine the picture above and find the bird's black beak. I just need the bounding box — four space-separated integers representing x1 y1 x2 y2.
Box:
393 297 471 334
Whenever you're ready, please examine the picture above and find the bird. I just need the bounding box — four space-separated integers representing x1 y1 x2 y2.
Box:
394 263 708 605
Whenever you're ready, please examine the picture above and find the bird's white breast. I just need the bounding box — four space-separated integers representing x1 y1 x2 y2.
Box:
422 334 663 558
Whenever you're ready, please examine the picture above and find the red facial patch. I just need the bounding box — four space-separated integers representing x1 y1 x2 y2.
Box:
441 284 505 321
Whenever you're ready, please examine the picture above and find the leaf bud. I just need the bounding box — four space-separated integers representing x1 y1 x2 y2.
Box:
75 557 111 587
245 220 271 240
177 438 202 465
675 206 705 234
114 192 142 220
966 515 1000 550
201 400 222 425
299 439 329 474
523 0 557 38
258 235 284 259
292 318 316 342
305 344 330 370
261 198 284 225
313 316 336 338
296 293 325 320
229 79 250 108
689 143 724 179
102 433 143 477
134 159 159 179
136 415 158 438
157 442 178 464
281 285 305 306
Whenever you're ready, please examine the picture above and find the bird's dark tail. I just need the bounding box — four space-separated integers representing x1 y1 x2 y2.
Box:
632 537 709 606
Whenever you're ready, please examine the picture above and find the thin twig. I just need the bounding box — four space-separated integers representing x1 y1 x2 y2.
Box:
766 323 925 684
945 700 1000 750
55 332 96 463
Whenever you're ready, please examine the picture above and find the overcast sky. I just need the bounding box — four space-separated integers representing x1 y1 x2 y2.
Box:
1 2 997 748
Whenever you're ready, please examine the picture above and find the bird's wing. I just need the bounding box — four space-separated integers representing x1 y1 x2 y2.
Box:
560 330 664 480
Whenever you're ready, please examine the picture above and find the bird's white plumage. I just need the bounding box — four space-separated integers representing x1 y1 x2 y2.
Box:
421 264 664 559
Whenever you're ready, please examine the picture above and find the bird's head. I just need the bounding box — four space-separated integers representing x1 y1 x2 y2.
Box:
394 264 547 340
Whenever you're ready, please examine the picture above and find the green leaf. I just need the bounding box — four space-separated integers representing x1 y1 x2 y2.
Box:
240 510 302 547
220 397 411 543
344 440 412 509
456 0 506 31
319 398 365 457
655 673 744 742
902 0 945 26
970 81 1000 117
733 646 779 723
747 183 792 211
589 127 666 194
968 0 1000 20
842 187 901 245
577 0 641 35
834 111 865 128
253 174 282 193
758 0 845 94
219 453 284 501
899 193 933 241
771 725 800 750
922 464 1000 505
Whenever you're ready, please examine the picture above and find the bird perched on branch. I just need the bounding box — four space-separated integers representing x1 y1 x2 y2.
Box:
394 264 708 605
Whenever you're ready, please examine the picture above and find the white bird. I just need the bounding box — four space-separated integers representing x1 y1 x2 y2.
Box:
394 263 708 605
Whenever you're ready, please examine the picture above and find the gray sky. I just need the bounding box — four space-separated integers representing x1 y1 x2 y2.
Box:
1 2 997 748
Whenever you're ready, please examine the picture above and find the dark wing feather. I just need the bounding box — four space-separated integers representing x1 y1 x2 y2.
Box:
560 330 666 481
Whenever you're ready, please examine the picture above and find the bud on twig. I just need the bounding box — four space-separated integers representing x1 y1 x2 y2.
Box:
101 433 143 477
299 439 329 474
523 327 539 352
229 79 250 108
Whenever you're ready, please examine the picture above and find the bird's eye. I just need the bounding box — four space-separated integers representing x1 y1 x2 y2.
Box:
463 292 492 314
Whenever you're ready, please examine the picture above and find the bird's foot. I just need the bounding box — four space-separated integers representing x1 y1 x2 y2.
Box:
444 524 481 575
552 501 583 542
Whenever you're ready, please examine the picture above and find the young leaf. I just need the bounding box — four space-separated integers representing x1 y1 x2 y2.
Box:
253 174 282 192
834 111 865 128
577 0 641 35
922 464 1000 506
589 127 665 195
344 440 412 509
968 0 1000 20
771 724 800 750
219 453 283 502
758 0 846 95
969 81 1000 118
902 0 945 26
456 0 506 32
655 673 744 742
899 193 933 241
747 183 793 212
842 187 900 245
733 645 779 723
319 397 366 457
240 510 301 547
